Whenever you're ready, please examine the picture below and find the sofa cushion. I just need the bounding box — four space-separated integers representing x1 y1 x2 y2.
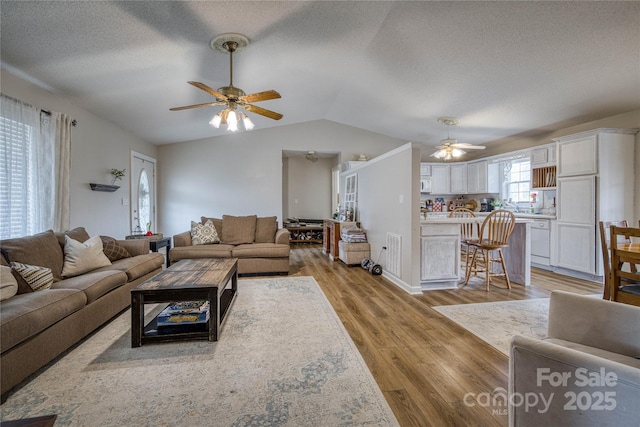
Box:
255 216 278 243
100 236 131 262
61 235 112 278
10 262 54 292
191 220 220 245
0 288 87 353
55 227 90 249
0 230 64 281
170 244 234 262
0 265 19 301
232 243 290 258
52 270 127 304
222 215 257 244
200 217 223 236
97 253 163 282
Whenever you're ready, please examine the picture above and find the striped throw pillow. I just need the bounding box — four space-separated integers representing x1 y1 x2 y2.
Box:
10 262 53 292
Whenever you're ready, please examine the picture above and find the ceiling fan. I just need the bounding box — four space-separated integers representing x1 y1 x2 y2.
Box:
430 117 486 160
170 33 283 131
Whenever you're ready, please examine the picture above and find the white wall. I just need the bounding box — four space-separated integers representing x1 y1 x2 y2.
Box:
283 156 337 219
354 143 422 293
157 120 406 237
1 69 158 238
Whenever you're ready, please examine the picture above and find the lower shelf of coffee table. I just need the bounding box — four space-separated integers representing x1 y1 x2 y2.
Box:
141 288 236 343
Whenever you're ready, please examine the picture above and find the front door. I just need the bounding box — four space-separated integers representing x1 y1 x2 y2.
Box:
130 151 156 235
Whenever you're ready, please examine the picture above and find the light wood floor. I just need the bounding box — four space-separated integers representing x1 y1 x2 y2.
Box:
286 244 603 427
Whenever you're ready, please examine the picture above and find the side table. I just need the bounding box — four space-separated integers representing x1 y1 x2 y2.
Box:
125 235 172 268
149 237 172 268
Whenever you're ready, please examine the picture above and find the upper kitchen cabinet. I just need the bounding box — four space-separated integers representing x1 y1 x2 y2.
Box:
467 160 501 194
557 135 597 177
420 163 431 176
530 144 556 167
430 164 451 194
450 164 467 194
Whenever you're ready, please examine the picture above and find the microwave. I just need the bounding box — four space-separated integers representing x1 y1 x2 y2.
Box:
420 177 432 193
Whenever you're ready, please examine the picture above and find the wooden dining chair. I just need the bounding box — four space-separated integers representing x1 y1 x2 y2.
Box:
609 225 640 307
598 220 636 300
463 209 516 291
449 208 478 269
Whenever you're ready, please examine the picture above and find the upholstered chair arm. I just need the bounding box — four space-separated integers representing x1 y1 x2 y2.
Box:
117 239 149 256
547 290 640 357
275 228 290 245
173 231 192 247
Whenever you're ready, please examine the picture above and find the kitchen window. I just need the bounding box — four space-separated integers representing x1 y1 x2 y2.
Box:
505 159 531 203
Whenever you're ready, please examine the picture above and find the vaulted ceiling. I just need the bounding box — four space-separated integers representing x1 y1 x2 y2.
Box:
2 1 639 154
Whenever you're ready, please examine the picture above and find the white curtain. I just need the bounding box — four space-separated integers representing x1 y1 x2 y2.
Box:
0 95 72 238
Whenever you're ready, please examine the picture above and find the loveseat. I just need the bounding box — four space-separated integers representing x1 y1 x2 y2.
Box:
0 227 164 402
169 215 290 275
509 291 640 426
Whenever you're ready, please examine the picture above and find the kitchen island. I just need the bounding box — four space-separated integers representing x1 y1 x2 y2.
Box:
420 217 531 290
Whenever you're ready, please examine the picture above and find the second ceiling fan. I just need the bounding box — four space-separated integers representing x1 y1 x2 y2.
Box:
430 117 485 160
170 33 283 131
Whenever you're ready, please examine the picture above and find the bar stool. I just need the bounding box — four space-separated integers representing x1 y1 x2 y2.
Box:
463 210 516 291
449 208 478 269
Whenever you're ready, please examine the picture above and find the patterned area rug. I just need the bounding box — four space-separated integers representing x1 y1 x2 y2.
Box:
1 276 399 427
432 298 550 356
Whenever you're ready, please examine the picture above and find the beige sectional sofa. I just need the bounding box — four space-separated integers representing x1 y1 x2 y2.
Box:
169 215 290 275
0 227 163 402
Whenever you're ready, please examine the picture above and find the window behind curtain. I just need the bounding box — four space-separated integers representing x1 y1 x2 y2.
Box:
0 110 38 239
506 159 531 203
0 95 71 239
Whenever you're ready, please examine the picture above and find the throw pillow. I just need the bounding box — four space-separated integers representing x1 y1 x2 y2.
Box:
10 262 53 292
0 264 19 300
200 217 223 236
0 230 65 281
191 220 220 245
255 216 278 243
221 215 257 245
100 236 131 262
61 235 112 277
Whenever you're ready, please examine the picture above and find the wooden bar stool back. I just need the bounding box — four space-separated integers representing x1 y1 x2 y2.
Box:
463 209 516 291
449 208 478 268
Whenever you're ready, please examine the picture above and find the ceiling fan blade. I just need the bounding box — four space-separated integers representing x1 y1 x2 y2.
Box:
188 81 227 100
170 101 226 111
242 104 283 120
240 90 281 103
450 142 486 150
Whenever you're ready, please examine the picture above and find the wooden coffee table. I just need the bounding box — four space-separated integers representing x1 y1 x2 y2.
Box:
131 258 238 347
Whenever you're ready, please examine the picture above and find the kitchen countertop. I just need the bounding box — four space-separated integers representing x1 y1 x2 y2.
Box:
421 217 533 224
423 212 556 220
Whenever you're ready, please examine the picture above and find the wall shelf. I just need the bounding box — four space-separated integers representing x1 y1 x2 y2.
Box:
90 183 120 192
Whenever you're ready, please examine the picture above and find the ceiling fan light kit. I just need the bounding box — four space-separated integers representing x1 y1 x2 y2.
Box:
170 33 282 132
430 116 485 160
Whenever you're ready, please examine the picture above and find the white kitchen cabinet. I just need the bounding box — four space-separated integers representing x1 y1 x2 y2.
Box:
450 164 467 194
466 160 500 194
553 128 637 277
430 164 451 194
530 144 556 166
557 135 597 177
420 163 431 176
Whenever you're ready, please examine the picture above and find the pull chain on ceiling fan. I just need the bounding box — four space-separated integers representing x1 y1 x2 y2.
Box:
170 33 283 132
430 117 486 160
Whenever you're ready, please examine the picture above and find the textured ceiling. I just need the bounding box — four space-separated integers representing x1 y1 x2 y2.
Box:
2 1 639 154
